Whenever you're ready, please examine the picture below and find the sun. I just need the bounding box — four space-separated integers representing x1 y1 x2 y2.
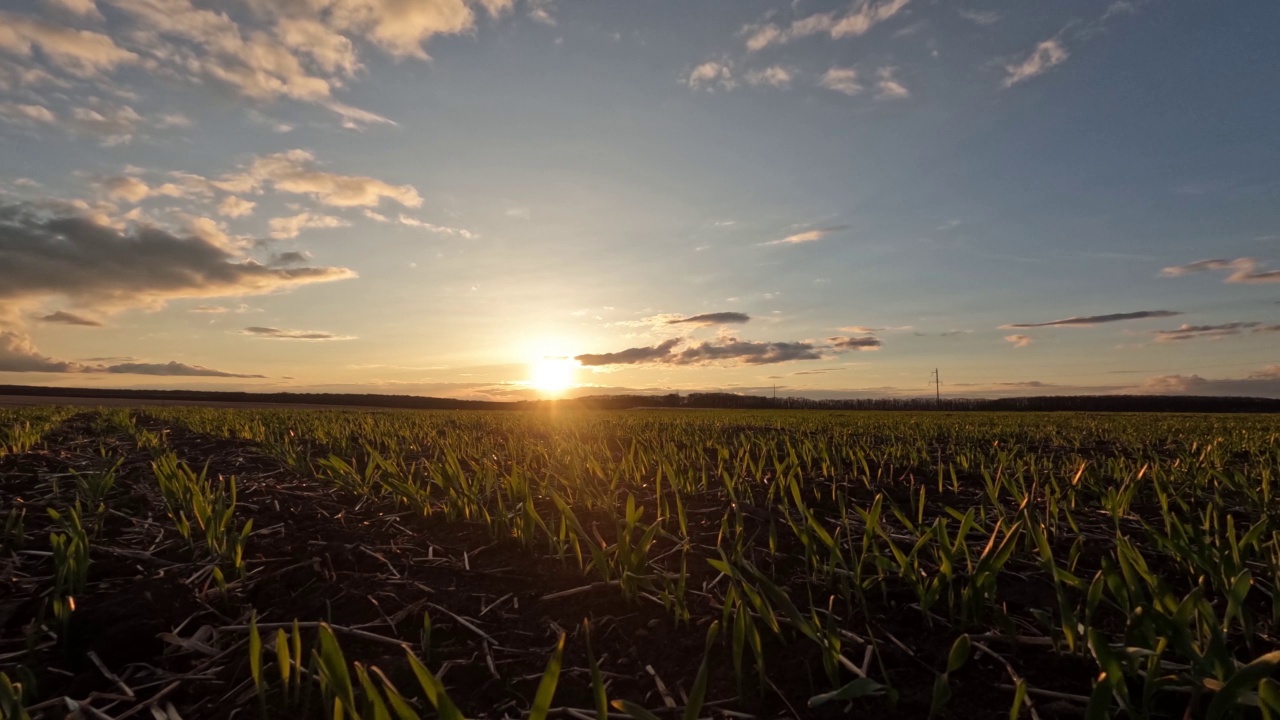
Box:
529 355 578 395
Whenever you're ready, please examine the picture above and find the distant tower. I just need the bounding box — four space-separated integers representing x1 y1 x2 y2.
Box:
932 368 941 407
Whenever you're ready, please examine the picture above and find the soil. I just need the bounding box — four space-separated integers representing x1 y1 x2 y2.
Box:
0 410 1217 719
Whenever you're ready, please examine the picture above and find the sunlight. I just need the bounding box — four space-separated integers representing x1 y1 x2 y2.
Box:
528 355 578 395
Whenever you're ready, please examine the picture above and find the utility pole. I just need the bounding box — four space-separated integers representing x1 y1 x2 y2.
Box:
932 368 941 408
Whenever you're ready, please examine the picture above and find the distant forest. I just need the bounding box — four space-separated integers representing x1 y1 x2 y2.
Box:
2 384 1280 413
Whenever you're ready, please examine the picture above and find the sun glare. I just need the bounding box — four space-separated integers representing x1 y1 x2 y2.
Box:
529 355 578 395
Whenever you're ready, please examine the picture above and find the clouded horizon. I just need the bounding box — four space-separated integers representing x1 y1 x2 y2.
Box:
2 0 1278 401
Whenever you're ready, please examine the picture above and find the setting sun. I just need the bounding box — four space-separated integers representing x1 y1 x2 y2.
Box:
528 356 578 395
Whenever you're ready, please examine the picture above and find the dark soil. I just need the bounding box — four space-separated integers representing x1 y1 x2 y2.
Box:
0 410 1206 719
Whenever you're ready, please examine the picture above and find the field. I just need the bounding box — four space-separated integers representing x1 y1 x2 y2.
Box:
2 406 1278 720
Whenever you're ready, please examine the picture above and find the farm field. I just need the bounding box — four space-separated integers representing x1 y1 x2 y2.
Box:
2 407 1278 720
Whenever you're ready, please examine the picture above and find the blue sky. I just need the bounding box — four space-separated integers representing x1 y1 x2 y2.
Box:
2 0 1278 400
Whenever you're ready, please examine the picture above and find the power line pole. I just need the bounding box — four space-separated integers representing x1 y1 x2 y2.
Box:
932 368 941 408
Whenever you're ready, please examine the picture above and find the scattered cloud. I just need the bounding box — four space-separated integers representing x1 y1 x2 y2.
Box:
1002 310 1181 328
1161 258 1280 284
100 176 151 203
241 326 354 341
1003 39 1068 87
0 200 355 319
268 211 350 239
1141 366 1280 398
576 334 877 368
218 196 256 218
828 335 883 351
666 312 751 327
745 65 794 88
765 225 848 246
686 59 735 91
0 330 263 377
839 325 912 333
0 11 138 77
1153 322 1280 342
820 67 862 95
958 9 1000 25
219 150 423 208
398 214 476 238
742 0 912 51
875 67 909 98
576 338 682 366
1005 334 1033 348
270 251 310 266
37 310 103 327
0 102 57 125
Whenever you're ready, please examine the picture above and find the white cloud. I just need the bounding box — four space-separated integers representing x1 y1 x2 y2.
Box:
1161 258 1280 284
686 60 735 91
742 0 911 51
875 66 909 98
217 196 256 218
100 176 151 203
219 149 423 208
0 102 57 125
820 67 862 95
398 214 476 238
1003 39 1068 87
0 11 138 76
765 225 848 246
745 65 794 88
1005 334 1034 348
268 211 351 239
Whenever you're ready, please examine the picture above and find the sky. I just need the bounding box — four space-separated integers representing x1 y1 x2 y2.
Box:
1 0 1279 401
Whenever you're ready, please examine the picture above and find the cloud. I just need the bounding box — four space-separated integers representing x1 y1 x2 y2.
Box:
103 361 265 377
0 11 138 77
686 60 735 91
958 9 1000 25
875 67 909 98
1002 310 1181 328
672 338 825 366
0 330 263 377
398 214 476 238
1005 334 1033 348
270 251 310 266
0 102 57 125
576 334 877 368
666 312 751 327
820 67 862 95
828 335 882 351
100 176 151 203
839 325 911 333
241 326 354 341
765 225 848 245
46 0 104 18
1141 366 1280 398
575 338 682 366
742 0 911 51
1003 39 1068 87
1153 322 1280 342
220 150 422 208
745 65 793 88
1161 258 1280 284
268 211 350 239
38 310 103 326
218 196 256 218
0 201 355 317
